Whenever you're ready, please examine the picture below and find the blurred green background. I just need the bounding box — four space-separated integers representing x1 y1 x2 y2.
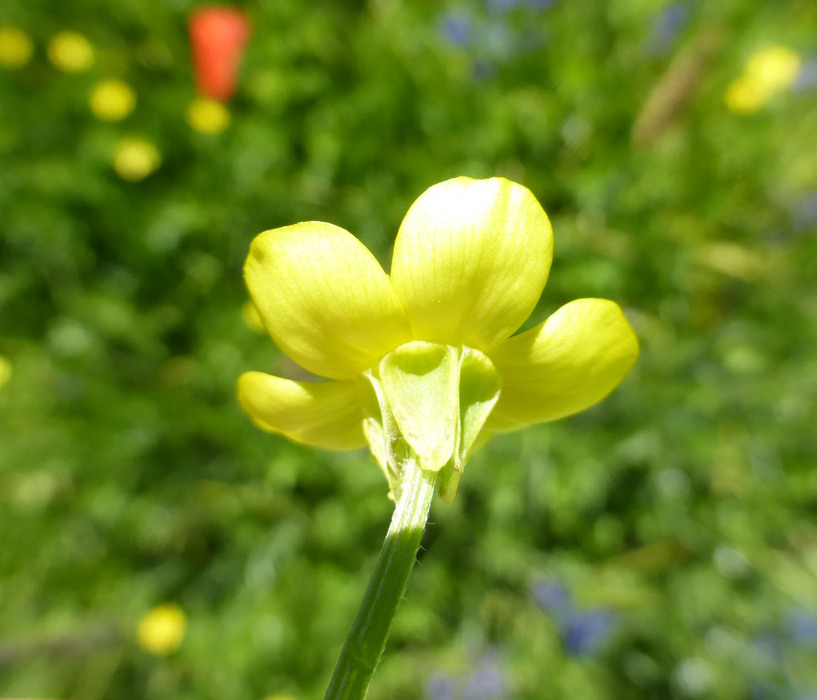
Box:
2 0 817 698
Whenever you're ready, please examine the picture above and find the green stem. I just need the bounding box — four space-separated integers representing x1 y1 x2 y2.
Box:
323 457 436 700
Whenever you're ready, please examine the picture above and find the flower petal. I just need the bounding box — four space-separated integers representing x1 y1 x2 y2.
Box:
390 177 553 351
245 222 412 380
487 299 639 431
237 371 367 450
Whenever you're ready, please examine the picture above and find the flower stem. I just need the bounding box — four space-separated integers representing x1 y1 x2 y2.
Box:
323 457 436 700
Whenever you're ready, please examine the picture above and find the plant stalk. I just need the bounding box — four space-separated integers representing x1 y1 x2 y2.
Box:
323 457 436 700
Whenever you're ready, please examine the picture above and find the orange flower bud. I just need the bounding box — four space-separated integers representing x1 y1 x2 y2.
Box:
189 6 250 101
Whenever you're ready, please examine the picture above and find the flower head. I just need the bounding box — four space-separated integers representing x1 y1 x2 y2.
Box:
0 26 34 69
189 6 250 101
725 45 801 114
563 609 615 657
112 136 161 181
90 79 136 121
238 177 638 500
137 603 187 655
186 96 231 134
48 30 94 73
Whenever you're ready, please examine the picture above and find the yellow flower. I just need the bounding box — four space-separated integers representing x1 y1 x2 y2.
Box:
0 355 11 390
0 26 34 69
137 603 186 656
724 77 764 114
112 137 161 181
238 177 639 500
745 46 801 94
242 300 267 333
90 79 136 121
48 30 94 73
186 97 231 134
725 45 801 114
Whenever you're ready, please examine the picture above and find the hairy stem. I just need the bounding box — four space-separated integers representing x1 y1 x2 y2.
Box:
323 458 436 700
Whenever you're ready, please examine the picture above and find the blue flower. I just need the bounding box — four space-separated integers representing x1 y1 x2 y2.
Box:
488 0 521 11
532 577 616 657
563 609 615 657
463 650 508 700
792 58 817 92
426 649 509 700
440 12 472 47
644 2 691 57
489 0 555 11
427 673 458 700
532 579 571 615
787 608 817 647
790 193 817 233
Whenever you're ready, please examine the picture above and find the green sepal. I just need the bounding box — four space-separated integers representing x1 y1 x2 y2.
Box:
437 347 501 503
361 342 501 503
359 369 410 501
378 341 460 473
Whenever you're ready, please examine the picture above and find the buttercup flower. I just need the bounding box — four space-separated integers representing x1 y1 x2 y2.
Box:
0 26 34 69
137 603 187 655
112 136 161 181
48 30 94 72
241 300 266 333
238 177 638 500
186 96 231 134
90 79 136 121
725 45 801 114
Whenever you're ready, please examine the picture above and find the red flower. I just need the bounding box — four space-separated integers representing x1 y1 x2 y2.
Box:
189 6 250 101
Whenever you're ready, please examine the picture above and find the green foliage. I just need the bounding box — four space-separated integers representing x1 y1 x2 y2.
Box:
2 0 817 698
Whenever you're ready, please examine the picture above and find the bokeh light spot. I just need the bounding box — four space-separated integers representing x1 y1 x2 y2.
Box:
90 79 136 121
186 97 231 134
0 26 34 68
113 137 161 181
137 603 187 656
48 30 95 72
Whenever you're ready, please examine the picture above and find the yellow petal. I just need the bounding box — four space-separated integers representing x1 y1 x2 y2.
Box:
237 371 367 450
390 177 553 351
245 223 412 380
487 299 639 431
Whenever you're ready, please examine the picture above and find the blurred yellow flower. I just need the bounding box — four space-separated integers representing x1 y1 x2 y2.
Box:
746 46 801 93
113 137 161 181
262 695 296 700
90 79 136 121
186 97 231 134
0 355 11 390
725 45 801 114
0 26 34 68
48 30 94 73
242 300 267 334
137 603 187 656
724 78 763 114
